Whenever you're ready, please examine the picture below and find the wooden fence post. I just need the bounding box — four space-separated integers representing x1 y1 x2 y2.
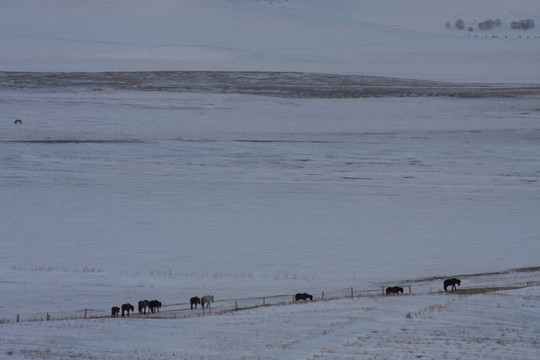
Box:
46 312 50 321
321 291 324 301
382 286 385 296
16 314 20 323
408 285 412 294
263 297 265 306
84 309 87 319
351 287 354 298
235 301 238 311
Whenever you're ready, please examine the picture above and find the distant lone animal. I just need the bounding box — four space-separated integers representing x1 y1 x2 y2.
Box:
295 293 313 301
111 306 120 318
444 278 461 292
138 300 150 314
121 303 134 317
14 119 22 124
201 295 214 309
149 300 162 313
190 296 201 310
385 286 404 295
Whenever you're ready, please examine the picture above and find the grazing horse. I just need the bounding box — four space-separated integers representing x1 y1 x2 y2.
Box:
190 296 201 310
121 303 134 317
295 293 313 301
385 286 404 295
138 300 150 314
149 300 162 313
444 278 461 291
201 295 214 309
111 306 120 318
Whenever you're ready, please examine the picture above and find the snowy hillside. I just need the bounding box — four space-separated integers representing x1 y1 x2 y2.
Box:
1 0 540 81
1 1 539 359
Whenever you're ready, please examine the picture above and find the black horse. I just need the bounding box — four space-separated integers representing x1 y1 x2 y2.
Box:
444 278 461 291
385 286 404 295
121 303 134 317
295 293 313 301
190 296 201 310
111 306 120 318
149 300 162 313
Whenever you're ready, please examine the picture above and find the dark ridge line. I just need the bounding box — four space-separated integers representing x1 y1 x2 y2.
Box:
3 139 144 144
1 71 539 99
232 139 335 143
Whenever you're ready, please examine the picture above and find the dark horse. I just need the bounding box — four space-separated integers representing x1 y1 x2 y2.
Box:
295 293 313 301
444 278 461 291
149 300 162 313
138 300 150 314
385 286 404 295
190 296 201 310
121 303 134 317
111 306 120 318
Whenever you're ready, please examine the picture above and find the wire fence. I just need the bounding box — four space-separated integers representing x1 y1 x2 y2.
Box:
2 281 538 325
0 286 386 324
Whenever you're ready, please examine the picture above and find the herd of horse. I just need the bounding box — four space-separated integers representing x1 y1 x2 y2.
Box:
110 279 461 317
111 296 214 317
111 300 161 317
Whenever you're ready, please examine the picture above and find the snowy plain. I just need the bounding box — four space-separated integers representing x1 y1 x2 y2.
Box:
1 0 540 359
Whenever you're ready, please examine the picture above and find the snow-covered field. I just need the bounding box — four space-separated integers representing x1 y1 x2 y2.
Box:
2 281 539 360
1 0 539 359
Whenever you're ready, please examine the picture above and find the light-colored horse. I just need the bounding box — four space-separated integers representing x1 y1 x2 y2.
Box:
201 295 214 309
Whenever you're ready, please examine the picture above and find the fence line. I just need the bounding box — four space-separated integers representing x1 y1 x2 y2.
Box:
3 281 537 325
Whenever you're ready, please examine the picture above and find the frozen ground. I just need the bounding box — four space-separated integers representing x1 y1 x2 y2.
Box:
1 0 539 359
1 272 539 359
1 72 539 358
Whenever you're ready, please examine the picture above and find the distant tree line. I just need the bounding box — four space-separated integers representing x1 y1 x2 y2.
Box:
511 19 535 30
478 19 501 30
446 17 535 31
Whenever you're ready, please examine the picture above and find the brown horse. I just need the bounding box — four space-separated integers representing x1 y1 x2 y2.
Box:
295 293 313 301
138 300 150 314
190 296 201 309
14 119 22 124
121 303 134 317
111 306 120 318
385 286 404 295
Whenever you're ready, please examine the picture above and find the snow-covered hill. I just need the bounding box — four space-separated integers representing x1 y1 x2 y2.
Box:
1 2 539 359
1 0 539 81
